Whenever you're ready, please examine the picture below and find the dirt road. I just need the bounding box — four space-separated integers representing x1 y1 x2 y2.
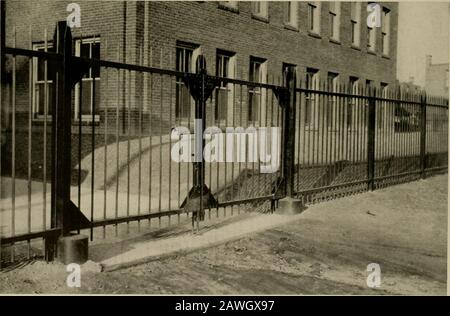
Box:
0 175 447 295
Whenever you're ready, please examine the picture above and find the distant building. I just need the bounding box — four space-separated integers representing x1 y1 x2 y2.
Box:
398 76 422 93
425 55 449 97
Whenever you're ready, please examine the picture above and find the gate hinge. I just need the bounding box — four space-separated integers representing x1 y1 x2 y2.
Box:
182 73 221 102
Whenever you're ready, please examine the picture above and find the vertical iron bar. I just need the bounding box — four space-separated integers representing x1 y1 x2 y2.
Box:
420 94 427 178
367 89 376 191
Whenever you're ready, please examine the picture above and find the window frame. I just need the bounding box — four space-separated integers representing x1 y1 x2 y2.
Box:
329 2 340 41
248 56 267 124
32 42 54 120
382 7 391 56
326 72 339 129
305 67 319 128
307 2 321 35
215 50 236 124
284 1 299 29
348 76 359 129
252 1 269 20
74 37 101 122
350 2 361 47
218 1 239 13
175 42 200 120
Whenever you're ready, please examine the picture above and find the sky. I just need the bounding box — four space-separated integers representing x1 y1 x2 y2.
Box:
397 1 449 87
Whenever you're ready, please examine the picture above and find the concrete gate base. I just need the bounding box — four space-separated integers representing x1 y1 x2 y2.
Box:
57 234 89 265
277 197 305 215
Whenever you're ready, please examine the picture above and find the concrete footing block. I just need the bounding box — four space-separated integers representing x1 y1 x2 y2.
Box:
58 234 89 265
277 197 305 215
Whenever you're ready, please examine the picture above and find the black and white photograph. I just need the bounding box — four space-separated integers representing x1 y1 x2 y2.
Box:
0 0 448 298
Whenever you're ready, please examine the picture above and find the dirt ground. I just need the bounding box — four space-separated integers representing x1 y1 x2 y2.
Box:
0 174 447 295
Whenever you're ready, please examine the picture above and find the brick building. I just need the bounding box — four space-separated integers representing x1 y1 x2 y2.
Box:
2 0 398 134
425 55 449 97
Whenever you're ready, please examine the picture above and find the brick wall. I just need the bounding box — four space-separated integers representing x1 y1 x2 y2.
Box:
2 1 399 136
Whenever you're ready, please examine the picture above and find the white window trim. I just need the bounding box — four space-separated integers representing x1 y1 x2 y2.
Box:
74 37 101 122
367 25 376 52
285 1 299 29
216 52 236 124
305 69 320 129
327 73 339 131
308 2 321 34
351 2 361 47
175 44 201 122
252 1 269 20
248 58 268 125
219 1 239 11
329 2 340 41
382 8 391 56
32 42 53 120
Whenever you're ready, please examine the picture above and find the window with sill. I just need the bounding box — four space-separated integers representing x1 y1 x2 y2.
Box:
308 2 321 34
305 67 319 126
248 56 267 124
382 7 390 55
75 37 100 121
219 1 238 11
284 1 298 29
175 42 200 119
215 50 236 123
347 76 359 128
326 72 339 129
329 2 340 41
350 2 361 47
367 25 376 52
252 1 268 19
32 43 54 118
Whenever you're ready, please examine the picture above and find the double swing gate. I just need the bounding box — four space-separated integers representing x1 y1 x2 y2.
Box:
0 21 448 266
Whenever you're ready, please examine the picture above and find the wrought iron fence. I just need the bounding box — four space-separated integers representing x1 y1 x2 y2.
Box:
0 20 448 267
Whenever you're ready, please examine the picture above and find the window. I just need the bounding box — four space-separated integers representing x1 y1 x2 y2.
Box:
367 25 376 51
378 82 389 128
248 57 267 123
215 50 236 122
382 7 390 55
327 72 339 128
285 1 298 28
282 63 296 86
75 38 100 121
219 1 238 11
351 2 361 47
348 76 359 127
308 2 321 34
252 1 268 19
32 43 54 118
175 42 199 119
329 2 340 41
305 68 319 126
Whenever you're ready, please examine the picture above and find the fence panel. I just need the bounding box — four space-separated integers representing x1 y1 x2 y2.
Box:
294 83 370 203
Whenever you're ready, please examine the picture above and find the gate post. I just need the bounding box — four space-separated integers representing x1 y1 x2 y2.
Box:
367 88 376 191
51 21 73 235
180 55 217 232
277 68 303 214
49 21 89 263
420 93 427 179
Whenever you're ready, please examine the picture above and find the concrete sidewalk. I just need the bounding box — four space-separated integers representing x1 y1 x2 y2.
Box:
96 211 303 271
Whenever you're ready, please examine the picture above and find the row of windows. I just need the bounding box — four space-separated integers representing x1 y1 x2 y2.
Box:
31 37 390 127
176 42 389 124
220 1 391 55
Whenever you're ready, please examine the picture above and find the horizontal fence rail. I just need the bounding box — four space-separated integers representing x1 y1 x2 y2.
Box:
0 21 448 267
